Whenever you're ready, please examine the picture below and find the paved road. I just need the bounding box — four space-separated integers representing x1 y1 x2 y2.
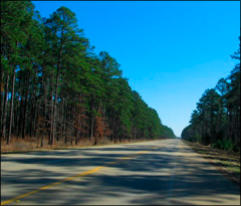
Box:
1 139 240 205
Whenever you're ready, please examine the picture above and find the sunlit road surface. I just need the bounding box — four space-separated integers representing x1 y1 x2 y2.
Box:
1 139 240 205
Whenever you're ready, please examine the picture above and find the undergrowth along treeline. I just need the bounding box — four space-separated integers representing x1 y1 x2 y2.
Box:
1 1 176 147
182 37 240 152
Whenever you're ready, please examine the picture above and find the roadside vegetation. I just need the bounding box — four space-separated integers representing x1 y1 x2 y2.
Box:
182 38 240 153
0 1 176 152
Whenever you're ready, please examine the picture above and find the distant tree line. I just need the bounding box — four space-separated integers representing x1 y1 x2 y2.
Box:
1 1 175 146
182 37 240 152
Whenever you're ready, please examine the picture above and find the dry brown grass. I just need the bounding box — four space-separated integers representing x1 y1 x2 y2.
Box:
1 136 97 153
1 136 164 153
183 140 240 184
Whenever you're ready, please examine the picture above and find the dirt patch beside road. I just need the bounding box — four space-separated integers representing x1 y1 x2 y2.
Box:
183 140 240 184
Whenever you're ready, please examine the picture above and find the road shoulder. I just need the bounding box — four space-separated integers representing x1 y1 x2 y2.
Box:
182 140 240 185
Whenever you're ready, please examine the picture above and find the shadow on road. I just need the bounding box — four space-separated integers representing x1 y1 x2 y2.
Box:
1 142 240 205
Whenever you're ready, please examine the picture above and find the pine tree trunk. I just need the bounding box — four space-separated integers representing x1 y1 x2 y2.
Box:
17 77 23 137
43 70 48 141
90 113 95 141
49 88 54 145
0 70 4 136
2 73 9 139
22 74 30 139
50 43 62 145
32 97 38 137
7 67 16 144
61 98 65 140
51 67 60 145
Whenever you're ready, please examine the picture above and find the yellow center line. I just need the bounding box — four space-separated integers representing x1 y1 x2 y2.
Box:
1 150 149 205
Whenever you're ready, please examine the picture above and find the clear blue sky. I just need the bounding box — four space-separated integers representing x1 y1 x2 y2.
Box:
33 1 240 137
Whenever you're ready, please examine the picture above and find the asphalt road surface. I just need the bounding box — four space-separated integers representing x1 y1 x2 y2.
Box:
1 139 240 205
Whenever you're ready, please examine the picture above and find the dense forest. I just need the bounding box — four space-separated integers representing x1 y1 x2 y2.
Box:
0 1 175 148
182 37 240 152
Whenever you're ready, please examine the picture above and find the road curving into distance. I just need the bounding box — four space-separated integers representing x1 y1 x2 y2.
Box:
1 139 240 205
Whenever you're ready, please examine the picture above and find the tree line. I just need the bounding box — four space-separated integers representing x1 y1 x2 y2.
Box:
181 37 240 152
1 1 175 146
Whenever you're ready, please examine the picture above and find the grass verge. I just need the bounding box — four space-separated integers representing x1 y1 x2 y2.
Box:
183 140 240 185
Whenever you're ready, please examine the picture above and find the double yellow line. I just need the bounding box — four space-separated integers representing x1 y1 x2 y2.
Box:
1 150 148 205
